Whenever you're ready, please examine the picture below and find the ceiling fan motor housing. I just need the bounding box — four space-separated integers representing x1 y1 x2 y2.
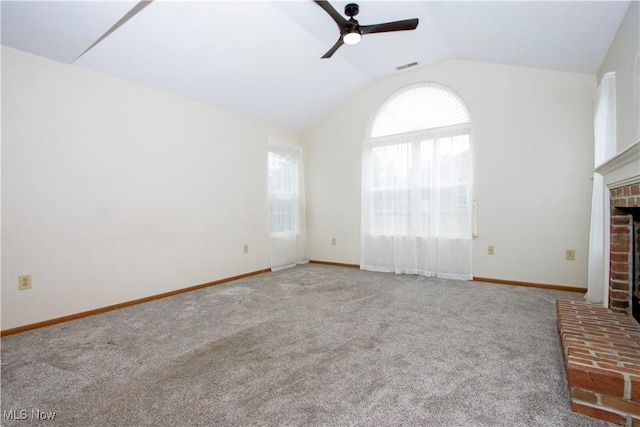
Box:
345 3 359 17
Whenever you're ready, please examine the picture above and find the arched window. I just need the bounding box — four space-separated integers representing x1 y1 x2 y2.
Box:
361 82 472 280
369 82 470 138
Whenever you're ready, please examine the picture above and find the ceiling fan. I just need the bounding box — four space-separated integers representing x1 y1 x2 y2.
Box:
314 1 419 59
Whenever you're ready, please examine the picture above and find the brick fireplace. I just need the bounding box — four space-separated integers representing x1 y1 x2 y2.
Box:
609 184 640 322
556 142 640 425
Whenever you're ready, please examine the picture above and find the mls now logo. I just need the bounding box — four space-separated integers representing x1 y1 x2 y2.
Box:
3 409 56 421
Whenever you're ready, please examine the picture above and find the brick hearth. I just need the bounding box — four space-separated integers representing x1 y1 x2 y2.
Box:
575 142 640 425
557 300 640 425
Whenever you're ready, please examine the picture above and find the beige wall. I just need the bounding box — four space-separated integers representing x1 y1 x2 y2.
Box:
4 15 625 329
598 0 640 153
304 59 596 288
1 47 300 330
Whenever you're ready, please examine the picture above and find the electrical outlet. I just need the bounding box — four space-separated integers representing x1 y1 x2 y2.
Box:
243 244 249 254
19 275 32 290
487 246 495 255
566 249 575 261
331 237 336 246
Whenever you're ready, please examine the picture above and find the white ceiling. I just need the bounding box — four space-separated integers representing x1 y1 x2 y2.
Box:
1 0 632 132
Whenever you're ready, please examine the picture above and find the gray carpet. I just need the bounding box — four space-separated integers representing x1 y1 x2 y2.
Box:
1 264 614 426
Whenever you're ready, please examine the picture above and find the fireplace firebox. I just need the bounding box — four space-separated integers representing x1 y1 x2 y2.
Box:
595 141 640 324
616 207 640 323
609 185 640 324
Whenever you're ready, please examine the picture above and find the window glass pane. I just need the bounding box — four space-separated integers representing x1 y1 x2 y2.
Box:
371 143 412 234
366 130 471 237
268 145 299 235
437 133 471 237
372 143 411 188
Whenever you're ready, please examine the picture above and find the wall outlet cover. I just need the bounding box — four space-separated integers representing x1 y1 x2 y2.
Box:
19 275 32 290
566 249 576 261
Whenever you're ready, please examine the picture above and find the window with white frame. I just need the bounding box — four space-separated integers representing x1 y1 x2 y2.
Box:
268 141 302 236
361 82 473 279
367 127 471 238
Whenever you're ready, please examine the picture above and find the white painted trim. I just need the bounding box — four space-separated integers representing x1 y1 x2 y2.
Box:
596 140 640 187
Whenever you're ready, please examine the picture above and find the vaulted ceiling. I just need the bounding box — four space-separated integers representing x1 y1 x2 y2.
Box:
1 1 631 131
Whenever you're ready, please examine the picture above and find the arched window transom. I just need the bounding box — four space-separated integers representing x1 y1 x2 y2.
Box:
369 82 470 138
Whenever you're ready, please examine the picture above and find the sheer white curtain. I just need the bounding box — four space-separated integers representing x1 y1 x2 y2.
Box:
361 124 473 280
267 140 308 271
586 73 616 303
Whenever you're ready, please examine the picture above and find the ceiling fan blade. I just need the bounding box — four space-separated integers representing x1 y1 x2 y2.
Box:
74 0 153 62
313 0 349 30
361 18 419 35
322 37 345 59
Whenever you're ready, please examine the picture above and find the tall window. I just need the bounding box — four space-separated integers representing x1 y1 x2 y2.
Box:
268 144 299 235
268 140 308 270
361 82 472 280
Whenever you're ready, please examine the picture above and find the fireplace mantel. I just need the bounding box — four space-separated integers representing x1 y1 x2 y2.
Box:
595 140 640 187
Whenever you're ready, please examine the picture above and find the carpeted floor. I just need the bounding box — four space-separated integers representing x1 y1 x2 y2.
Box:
1 264 615 426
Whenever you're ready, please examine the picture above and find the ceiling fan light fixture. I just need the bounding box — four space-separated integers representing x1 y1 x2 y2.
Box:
343 31 361 45
315 1 419 58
